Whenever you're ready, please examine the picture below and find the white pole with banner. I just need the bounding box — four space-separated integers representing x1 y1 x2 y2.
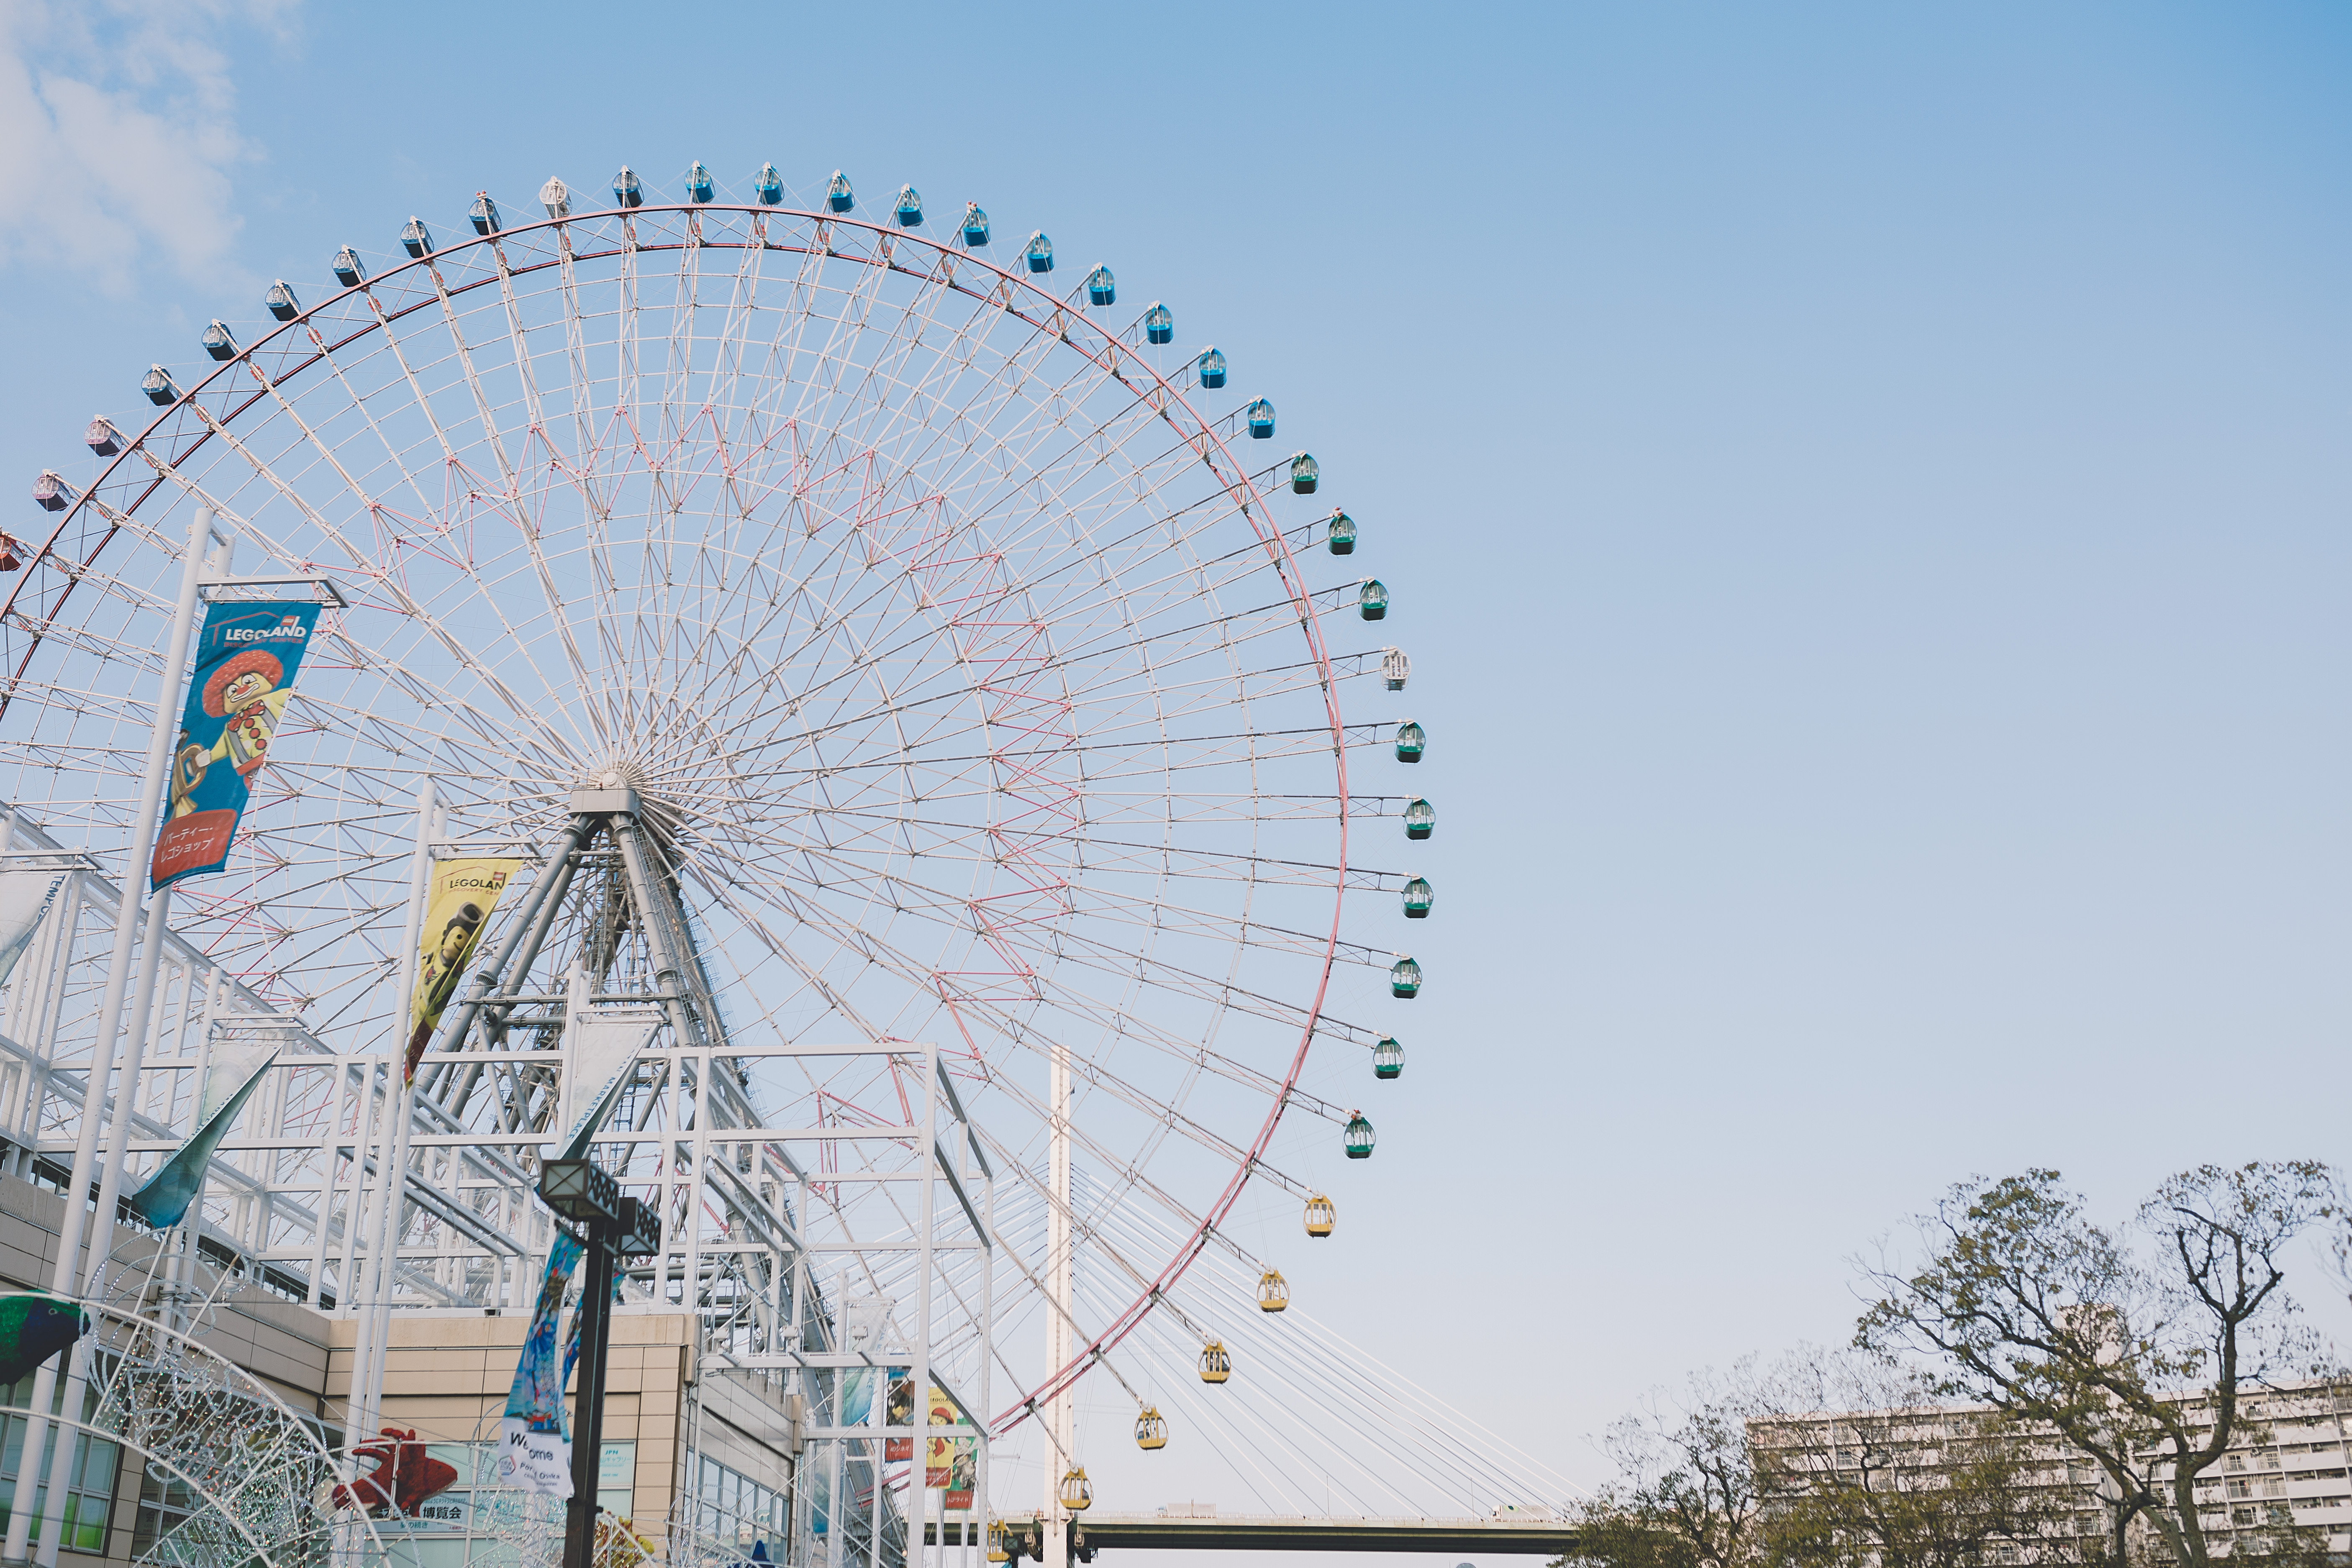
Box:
8 507 217 1568
354 778 434 1443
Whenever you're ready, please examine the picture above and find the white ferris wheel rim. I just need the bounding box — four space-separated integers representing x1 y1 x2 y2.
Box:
2 195 1404 1435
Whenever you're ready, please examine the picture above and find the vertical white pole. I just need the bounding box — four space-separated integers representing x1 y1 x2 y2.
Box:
1042 1036 1070 1568
5 505 212 1568
913 1050 937 1568
353 779 434 1442
975 1127 992 1568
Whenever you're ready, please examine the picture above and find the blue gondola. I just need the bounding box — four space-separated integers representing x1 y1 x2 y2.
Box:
264 281 301 321
141 366 178 406
1198 348 1226 389
1145 303 1173 344
827 171 855 212
332 247 365 287
895 185 924 227
469 193 501 234
962 203 990 246
613 167 644 208
1087 265 1115 306
400 218 433 258
1290 451 1318 494
685 163 714 204
753 164 784 206
1025 231 1055 273
1246 398 1274 439
200 321 236 361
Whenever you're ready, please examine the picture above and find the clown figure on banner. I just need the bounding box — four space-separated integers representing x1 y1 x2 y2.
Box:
151 602 321 889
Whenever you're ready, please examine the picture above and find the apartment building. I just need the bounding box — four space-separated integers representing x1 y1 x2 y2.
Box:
1751 1379 2352 1561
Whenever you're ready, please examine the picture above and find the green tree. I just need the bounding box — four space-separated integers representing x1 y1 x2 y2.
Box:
1854 1163 2338 1568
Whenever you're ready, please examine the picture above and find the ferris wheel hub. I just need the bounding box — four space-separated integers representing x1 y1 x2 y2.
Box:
568 785 641 819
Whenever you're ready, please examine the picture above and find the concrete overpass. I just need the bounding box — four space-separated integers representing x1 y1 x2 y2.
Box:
928 1514 1580 1555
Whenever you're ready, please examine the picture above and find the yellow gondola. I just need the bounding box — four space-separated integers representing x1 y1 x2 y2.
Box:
1135 1406 1168 1450
1059 1466 1093 1512
1257 1268 1290 1312
1303 1194 1336 1237
1199 1340 1231 1384
987 1520 1011 1563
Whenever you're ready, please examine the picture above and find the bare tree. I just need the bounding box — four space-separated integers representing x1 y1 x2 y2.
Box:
1753 1350 2084 1568
1567 1363 1769 1568
1854 1163 2339 1568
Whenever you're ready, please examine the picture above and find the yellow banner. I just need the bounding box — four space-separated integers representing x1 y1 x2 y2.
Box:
927 1385 975 1503
403 857 520 1082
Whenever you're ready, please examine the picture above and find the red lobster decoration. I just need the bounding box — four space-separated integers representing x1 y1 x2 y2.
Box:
330 1427 458 1517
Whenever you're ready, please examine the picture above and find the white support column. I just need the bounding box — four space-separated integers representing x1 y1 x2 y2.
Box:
913 1048 938 1568
353 779 435 1443
7 505 213 1568
1042 1034 1071 1568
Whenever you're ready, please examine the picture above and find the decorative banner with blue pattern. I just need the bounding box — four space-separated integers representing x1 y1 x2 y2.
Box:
151 600 322 891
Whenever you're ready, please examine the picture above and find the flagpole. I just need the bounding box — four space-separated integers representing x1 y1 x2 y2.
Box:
353 778 435 1443
7 507 218 1568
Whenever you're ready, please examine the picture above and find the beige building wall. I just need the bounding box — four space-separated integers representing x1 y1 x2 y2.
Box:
0 1169 798 1565
321 1310 699 1532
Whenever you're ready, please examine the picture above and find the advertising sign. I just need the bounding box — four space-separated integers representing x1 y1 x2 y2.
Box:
926 1385 976 1507
151 601 322 891
499 1235 584 1497
403 857 521 1083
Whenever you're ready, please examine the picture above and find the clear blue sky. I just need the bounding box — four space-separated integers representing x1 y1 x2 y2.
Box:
4 0 2349 1518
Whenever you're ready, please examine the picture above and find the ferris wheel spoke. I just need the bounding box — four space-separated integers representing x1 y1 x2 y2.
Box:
420 263 528 496
685 857 1295 1176
1067 885 1391 972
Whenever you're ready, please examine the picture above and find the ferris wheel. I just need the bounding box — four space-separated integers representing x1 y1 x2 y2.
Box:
5 162 1434 1483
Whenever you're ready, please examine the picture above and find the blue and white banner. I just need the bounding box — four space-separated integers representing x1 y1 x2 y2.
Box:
499 1234 583 1496
152 600 322 891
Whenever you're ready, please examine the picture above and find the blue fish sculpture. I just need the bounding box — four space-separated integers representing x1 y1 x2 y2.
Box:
0 1294 90 1389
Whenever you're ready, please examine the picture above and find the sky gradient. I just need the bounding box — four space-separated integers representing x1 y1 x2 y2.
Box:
1 0 2347 1537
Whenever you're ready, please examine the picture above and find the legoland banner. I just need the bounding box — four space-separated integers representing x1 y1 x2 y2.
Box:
151 601 322 892
403 857 522 1084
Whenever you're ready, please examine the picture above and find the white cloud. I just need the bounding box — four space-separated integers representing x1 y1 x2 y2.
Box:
0 0 296 291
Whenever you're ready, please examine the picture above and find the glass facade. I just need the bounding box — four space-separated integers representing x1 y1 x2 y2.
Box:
0 1375 120 1556
695 1453 787 1558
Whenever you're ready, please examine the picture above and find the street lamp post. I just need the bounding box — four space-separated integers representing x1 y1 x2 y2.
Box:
538 1159 658 1568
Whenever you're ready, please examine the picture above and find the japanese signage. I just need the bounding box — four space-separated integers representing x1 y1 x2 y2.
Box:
152 600 322 891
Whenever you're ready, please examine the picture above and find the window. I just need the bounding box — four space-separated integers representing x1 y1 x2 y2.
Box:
0 1389 120 1556
694 1454 785 1557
